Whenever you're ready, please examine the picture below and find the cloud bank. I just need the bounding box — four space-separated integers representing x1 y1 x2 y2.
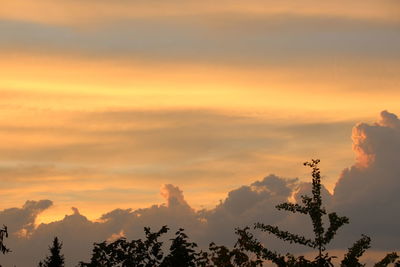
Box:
0 108 355 217
1 111 399 266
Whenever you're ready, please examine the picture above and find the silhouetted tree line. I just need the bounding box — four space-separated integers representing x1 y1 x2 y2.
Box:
2 160 400 266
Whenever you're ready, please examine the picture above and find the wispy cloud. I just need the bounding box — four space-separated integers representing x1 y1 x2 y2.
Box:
2 0 398 25
1 15 399 66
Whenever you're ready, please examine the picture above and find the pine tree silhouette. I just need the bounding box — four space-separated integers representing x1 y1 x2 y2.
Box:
39 237 65 267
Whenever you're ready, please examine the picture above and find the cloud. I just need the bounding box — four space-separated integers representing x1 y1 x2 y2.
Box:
333 111 400 248
0 108 355 217
2 0 398 26
202 175 300 246
1 111 400 266
0 200 52 235
1 15 399 66
0 175 300 266
160 184 190 209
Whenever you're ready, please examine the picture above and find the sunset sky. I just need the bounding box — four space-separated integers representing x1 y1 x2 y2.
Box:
1 2 400 260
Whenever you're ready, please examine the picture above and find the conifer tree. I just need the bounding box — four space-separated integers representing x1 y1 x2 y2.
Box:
39 237 65 267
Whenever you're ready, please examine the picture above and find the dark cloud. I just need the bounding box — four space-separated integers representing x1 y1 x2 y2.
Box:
1 15 399 65
0 200 52 235
203 175 299 246
333 111 400 248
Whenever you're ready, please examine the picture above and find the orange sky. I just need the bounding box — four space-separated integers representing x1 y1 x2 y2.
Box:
1 0 399 223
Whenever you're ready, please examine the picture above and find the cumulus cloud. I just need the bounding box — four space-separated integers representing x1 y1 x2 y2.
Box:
1 175 301 266
1 111 400 266
160 184 190 208
0 200 52 236
202 175 300 245
333 111 400 248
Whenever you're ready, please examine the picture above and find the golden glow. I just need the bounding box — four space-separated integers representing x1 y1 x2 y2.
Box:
1 51 399 220
1 0 399 222
1 0 398 26
2 53 399 117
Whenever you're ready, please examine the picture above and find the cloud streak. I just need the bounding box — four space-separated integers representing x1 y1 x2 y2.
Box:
0 109 355 218
1 15 399 66
2 0 398 26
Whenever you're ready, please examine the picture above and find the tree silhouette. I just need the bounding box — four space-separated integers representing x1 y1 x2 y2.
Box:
39 237 65 267
160 228 200 267
77 159 400 266
207 240 262 267
373 252 400 267
80 226 168 267
341 235 371 267
235 159 348 266
80 226 262 267
0 225 10 255
235 159 400 266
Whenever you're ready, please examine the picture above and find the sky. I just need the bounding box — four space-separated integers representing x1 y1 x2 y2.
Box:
1 1 400 265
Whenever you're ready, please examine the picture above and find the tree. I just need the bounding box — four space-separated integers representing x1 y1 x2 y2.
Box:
0 225 10 255
235 159 400 266
374 252 400 267
234 159 348 266
160 228 200 267
39 237 65 267
206 241 262 267
340 235 371 267
79 226 169 267
78 159 400 266
80 225 261 267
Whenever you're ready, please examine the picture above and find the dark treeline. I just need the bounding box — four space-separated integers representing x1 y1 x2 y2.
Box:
2 160 400 267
